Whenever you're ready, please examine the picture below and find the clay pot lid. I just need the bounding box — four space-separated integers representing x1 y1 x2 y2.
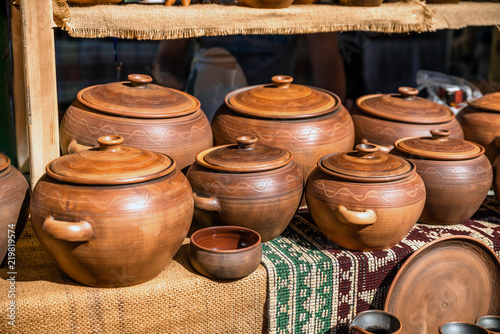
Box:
357 87 455 124
225 75 341 119
467 92 500 113
77 74 200 119
318 143 415 182
0 153 10 173
47 135 175 185
395 129 485 161
195 136 292 172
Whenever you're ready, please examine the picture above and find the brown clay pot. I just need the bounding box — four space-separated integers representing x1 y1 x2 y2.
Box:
238 0 294 8
189 226 262 280
339 0 383 6
211 75 355 207
351 87 464 152
60 74 213 171
305 143 426 251
458 92 500 164
186 136 303 242
394 129 492 225
67 0 123 4
0 153 30 263
30 135 194 287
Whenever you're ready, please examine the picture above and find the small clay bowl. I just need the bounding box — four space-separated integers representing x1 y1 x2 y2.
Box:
476 316 500 334
350 310 402 334
189 226 262 280
439 322 490 334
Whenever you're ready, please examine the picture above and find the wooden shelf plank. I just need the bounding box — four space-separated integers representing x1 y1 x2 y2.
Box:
52 1 500 39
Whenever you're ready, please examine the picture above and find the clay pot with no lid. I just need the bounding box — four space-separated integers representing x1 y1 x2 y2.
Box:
305 143 426 251
351 87 464 153
60 74 213 171
189 226 262 280
211 75 355 207
458 92 500 164
0 153 30 263
186 136 303 242
30 135 194 287
349 310 402 334
394 129 492 225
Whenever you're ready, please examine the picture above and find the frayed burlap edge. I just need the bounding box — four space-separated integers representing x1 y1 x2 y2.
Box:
53 0 436 40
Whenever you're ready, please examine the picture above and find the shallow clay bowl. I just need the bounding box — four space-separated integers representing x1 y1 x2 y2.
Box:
476 316 500 334
189 226 262 280
439 322 490 334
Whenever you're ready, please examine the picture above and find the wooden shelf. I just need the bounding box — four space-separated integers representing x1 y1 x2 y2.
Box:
52 2 500 40
11 0 500 187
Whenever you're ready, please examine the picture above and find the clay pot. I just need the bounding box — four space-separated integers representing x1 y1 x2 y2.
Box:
60 74 213 171
339 0 383 6
238 0 294 8
394 129 492 225
0 153 30 263
349 310 402 334
458 92 500 164
67 0 123 4
30 135 194 287
305 143 426 251
186 136 303 242
189 226 262 280
439 322 490 334
211 75 355 207
476 316 500 334
351 87 464 152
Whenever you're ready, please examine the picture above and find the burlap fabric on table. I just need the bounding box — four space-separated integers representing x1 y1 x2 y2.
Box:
52 0 435 40
0 225 267 333
261 195 500 333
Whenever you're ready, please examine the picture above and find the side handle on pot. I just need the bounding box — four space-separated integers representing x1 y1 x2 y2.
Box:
193 192 221 212
338 205 377 226
43 217 94 242
68 140 93 154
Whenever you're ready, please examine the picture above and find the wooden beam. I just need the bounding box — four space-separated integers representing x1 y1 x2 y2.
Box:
19 0 59 188
10 5 29 173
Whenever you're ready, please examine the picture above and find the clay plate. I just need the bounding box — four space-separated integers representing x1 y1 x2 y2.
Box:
384 236 500 334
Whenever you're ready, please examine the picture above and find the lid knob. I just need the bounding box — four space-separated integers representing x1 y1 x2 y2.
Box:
430 129 450 141
398 86 418 99
128 74 153 88
272 75 293 89
236 136 258 150
97 135 124 152
356 143 379 159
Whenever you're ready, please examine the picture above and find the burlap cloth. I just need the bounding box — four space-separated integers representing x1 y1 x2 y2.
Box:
0 223 268 333
51 0 500 40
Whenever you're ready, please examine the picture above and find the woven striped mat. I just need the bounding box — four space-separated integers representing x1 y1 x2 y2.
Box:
261 196 500 334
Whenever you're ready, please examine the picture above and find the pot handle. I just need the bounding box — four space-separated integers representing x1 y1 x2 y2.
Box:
338 205 377 226
42 216 94 242
68 139 93 154
361 139 393 153
193 192 221 212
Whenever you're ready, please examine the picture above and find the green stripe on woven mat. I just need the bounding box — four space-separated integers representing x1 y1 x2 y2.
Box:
262 216 338 334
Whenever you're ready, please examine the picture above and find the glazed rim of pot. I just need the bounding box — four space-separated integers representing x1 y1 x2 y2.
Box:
190 226 261 254
467 92 500 113
224 75 341 119
356 87 455 124
195 136 293 172
77 74 201 119
46 135 176 185
318 143 416 182
394 129 485 161
0 152 10 173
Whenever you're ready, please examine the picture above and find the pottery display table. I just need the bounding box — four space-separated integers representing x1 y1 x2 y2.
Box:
1 196 499 333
